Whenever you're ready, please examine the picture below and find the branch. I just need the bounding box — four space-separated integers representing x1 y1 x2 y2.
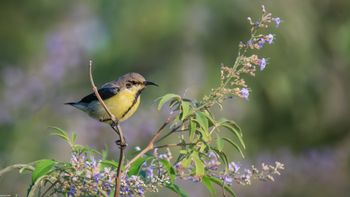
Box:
89 60 117 123
89 60 125 197
125 118 171 169
0 164 34 177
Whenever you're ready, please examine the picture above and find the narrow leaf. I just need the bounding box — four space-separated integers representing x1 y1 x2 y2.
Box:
222 137 245 158
166 184 188 197
157 94 181 110
207 176 237 197
180 101 191 120
32 159 55 183
127 156 152 176
159 159 176 183
193 152 205 177
202 175 216 196
195 112 209 131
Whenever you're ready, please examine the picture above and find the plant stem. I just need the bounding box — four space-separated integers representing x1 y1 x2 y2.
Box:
125 118 171 169
89 60 125 197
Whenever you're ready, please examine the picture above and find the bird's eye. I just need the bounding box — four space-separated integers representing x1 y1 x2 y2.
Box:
126 83 132 89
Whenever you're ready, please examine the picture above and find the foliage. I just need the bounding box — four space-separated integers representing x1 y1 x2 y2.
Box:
0 5 284 197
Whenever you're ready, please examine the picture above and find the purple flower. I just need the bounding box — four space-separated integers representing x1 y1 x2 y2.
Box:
259 58 267 71
229 162 240 173
146 166 154 178
68 185 75 196
272 17 281 27
257 38 265 49
224 176 233 184
266 34 274 44
240 88 249 100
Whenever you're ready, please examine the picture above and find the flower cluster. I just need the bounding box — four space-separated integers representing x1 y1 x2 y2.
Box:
49 149 174 197
202 5 281 106
175 151 284 186
54 152 115 196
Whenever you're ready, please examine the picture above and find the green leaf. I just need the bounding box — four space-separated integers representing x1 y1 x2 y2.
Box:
207 176 237 197
216 134 224 152
71 132 77 144
127 156 152 176
189 119 196 142
166 184 188 197
160 159 176 183
193 152 205 177
49 127 69 143
32 159 55 183
157 94 181 110
211 148 229 171
181 157 191 168
100 160 119 169
222 137 245 158
219 120 245 149
195 112 209 132
202 175 216 196
180 101 191 120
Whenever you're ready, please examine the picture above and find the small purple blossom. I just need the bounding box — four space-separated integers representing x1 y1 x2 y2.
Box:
68 185 75 196
259 58 267 71
266 34 274 44
272 17 281 27
240 88 249 100
229 162 240 173
224 176 233 184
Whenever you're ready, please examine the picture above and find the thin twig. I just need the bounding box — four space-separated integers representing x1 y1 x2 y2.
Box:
154 143 195 149
89 60 125 197
0 164 34 177
125 118 171 169
89 60 117 122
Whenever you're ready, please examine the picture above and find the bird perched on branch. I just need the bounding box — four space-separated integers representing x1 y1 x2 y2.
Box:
65 72 158 123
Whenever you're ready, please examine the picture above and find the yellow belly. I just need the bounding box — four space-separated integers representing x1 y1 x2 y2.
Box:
101 90 141 122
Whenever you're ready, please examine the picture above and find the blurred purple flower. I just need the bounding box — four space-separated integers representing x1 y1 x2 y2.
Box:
272 17 281 27
259 58 267 71
240 88 249 100
266 34 274 44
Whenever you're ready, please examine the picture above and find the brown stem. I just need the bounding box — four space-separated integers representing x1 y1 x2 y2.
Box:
125 119 170 169
89 60 125 197
154 143 195 149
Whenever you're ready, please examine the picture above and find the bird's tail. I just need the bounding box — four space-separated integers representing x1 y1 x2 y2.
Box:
65 102 88 112
64 102 76 106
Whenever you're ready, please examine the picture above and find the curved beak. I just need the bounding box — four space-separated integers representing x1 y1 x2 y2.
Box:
145 81 158 87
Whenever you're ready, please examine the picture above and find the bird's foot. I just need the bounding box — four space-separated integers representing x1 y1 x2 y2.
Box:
115 140 127 148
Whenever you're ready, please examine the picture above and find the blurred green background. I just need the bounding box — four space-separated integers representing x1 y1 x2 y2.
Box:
0 0 349 196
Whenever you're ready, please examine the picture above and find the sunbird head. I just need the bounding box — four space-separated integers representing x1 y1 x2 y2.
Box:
117 72 158 92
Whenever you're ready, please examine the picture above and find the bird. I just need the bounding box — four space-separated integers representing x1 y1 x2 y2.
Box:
65 72 158 124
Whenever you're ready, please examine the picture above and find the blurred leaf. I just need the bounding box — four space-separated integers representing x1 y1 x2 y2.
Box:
181 157 191 168
206 176 236 197
127 156 152 176
193 152 205 177
160 159 176 183
222 137 244 158
49 127 70 144
189 119 196 142
166 184 188 197
100 160 119 169
32 159 55 183
202 175 217 196
180 101 191 120
211 148 229 171
219 119 245 149
71 132 77 144
216 134 224 152
195 112 209 132
157 93 181 110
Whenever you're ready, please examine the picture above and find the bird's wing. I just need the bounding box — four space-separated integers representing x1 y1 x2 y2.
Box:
79 86 120 103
